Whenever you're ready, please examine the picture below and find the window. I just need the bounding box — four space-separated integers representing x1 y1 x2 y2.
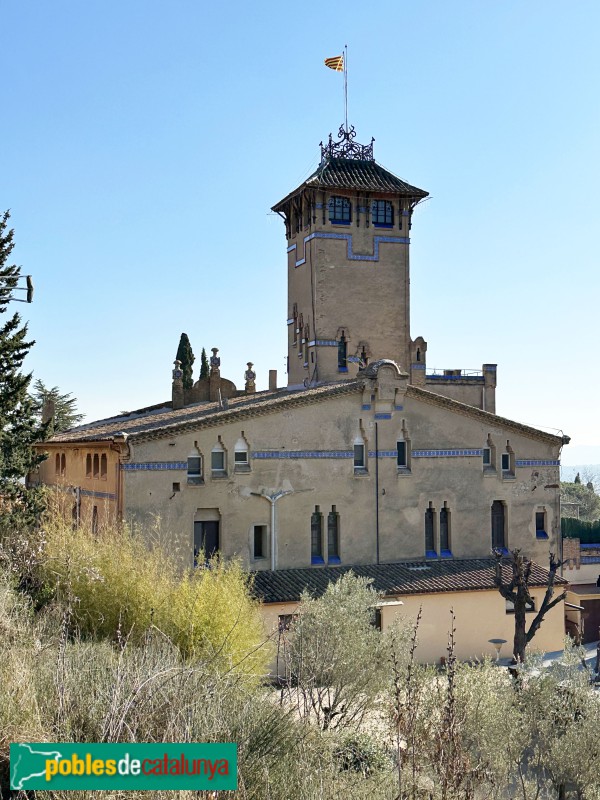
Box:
328 195 351 224
372 199 393 227
253 525 267 559
211 440 226 476
328 506 340 562
172 482 181 493
234 434 250 471
86 454 92 478
397 441 407 468
60 453 66 476
501 453 510 471
187 456 203 485
311 506 324 564
100 453 107 479
425 505 436 556
502 442 515 476
354 434 366 472
194 520 219 564
491 500 506 551
338 331 348 371
506 598 535 614
55 453 61 474
483 448 491 466
536 510 548 539
93 454 99 478
440 503 451 556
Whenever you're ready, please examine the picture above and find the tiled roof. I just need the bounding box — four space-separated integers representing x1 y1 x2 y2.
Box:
272 158 428 211
251 559 567 604
43 366 564 448
45 381 363 444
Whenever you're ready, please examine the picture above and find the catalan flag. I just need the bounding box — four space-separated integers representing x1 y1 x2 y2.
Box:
324 55 344 72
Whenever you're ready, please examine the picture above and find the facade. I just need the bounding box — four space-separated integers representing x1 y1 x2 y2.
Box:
32 124 569 661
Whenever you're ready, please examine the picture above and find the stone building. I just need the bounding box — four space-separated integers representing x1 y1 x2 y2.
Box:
33 125 569 661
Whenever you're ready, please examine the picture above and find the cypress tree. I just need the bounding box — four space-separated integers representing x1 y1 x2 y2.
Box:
200 347 209 380
175 333 195 390
0 211 46 532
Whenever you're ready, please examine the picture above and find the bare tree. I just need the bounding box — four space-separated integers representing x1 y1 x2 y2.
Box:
494 549 566 663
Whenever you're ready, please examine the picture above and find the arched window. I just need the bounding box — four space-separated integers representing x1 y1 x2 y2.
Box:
86 454 92 478
100 454 107 478
60 453 66 476
187 451 203 485
440 503 451 555
491 501 506 550
93 454 99 478
234 434 250 471
55 453 61 474
338 331 348 371
311 506 324 564
425 504 436 556
353 435 366 472
328 195 351 224
211 441 226 475
327 506 340 563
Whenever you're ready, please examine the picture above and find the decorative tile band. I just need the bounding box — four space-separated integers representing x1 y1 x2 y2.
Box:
374 413 392 420
516 459 560 467
315 202 323 209
368 451 398 458
394 405 404 411
252 450 354 459
412 449 484 458
79 488 117 500
411 363 426 370
314 339 338 346
361 404 372 411
121 461 187 471
287 232 410 267
347 355 362 363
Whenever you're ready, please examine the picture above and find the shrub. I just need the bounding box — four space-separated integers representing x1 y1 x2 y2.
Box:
37 509 271 676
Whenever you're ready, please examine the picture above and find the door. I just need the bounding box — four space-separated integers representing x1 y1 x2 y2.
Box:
194 520 220 564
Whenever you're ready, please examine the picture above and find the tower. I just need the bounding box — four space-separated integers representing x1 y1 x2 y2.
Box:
272 126 428 387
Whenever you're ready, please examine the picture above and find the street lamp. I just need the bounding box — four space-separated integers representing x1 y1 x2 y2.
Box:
248 487 313 571
9 275 34 303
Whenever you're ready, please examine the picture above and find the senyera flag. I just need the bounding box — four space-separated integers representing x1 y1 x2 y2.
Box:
324 55 344 72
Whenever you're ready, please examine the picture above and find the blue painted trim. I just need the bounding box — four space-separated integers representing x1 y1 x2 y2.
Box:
373 222 394 229
79 488 117 500
328 556 341 565
374 413 392 420
311 556 325 565
394 405 404 411
581 556 600 564
368 450 397 458
425 550 438 559
580 543 600 550
412 449 483 458
330 220 351 226
252 450 354 460
411 363 426 370
536 531 549 540
315 339 338 347
516 459 560 467
286 231 410 267
121 461 187 471
361 404 372 411
347 356 362 363
315 202 323 209
338 366 349 373
440 550 453 559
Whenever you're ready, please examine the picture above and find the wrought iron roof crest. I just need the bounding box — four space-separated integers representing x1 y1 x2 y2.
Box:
319 125 375 163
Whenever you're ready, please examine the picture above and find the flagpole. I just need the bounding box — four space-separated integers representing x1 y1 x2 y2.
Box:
344 44 348 133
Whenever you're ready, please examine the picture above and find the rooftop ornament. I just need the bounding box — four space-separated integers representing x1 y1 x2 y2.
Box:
320 125 375 164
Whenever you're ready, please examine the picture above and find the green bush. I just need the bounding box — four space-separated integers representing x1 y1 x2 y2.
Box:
333 731 390 776
37 510 272 676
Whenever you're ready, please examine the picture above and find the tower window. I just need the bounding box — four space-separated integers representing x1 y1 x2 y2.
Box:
372 200 393 227
100 453 107 479
328 196 351 224
536 509 548 539
483 448 491 466
354 443 365 471
397 441 407 468
86 454 92 478
338 331 348 371
311 506 324 564
93 454 99 478
328 505 340 563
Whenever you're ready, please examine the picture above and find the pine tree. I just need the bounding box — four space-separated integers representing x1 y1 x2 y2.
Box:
175 333 195 390
30 379 84 432
0 211 46 531
200 347 209 380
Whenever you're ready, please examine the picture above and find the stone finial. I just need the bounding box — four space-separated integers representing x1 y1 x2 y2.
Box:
244 362 256 394
210 348 221 375
172 359 184 410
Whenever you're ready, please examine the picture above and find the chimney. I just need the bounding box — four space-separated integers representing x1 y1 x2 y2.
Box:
172 360 184 410
269 370 277 391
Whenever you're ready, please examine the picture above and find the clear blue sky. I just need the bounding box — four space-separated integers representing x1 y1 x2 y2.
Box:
3 0 599 466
